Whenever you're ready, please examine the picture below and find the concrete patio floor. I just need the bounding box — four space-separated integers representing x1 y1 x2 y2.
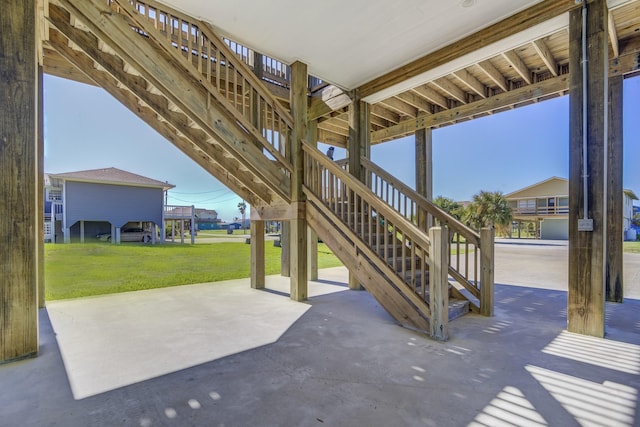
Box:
1 258 640 426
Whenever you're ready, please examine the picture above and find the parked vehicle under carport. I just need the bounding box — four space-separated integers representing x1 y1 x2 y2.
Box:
96 227 152 243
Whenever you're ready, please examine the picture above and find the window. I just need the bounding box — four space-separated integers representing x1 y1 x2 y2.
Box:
48 190 62 201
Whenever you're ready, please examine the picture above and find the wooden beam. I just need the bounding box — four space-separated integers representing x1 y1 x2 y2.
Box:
610 35 640 76
371 74 568 143
502 50 532 84
412 84 448 109
307 120 319 281
606 75 623 303
308 85 352 121
57 0 291 202
250 201 305 221
429 226 449 341
1 0 38 363
532 39 559 77
395 91 433 114
37 65 45 309
46 19 266 204
379 97 418 117
370 104 400 124
477 60 508 92
43 48 96 86
250 220 265 289
432 77 467 104
608 10 619 59
317 129 348 148
568 0 608 337
289 60 308 301
358 0 580 98
452 68 487 98
415 128 433 230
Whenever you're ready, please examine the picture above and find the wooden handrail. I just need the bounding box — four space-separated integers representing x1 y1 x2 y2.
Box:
360 157 480 245
302 141 431 250
111 0 293 170
359 157 491 310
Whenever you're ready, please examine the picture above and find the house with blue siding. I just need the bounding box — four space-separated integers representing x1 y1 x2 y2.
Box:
44 167 174 244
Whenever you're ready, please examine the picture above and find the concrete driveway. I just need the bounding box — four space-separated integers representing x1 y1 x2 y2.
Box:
494 238 640 300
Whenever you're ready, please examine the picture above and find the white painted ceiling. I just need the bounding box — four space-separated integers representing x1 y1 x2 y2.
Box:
159 0 544 91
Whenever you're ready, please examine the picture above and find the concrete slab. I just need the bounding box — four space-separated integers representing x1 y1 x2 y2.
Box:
1 263 639 426
45 268 348 399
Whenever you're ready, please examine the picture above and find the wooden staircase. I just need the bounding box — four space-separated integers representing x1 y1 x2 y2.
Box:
46 0 294 207
303 144 494 339
339 202 471 323
44 0 494 340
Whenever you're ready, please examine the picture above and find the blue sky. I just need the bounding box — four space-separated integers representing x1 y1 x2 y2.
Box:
44 75 640 220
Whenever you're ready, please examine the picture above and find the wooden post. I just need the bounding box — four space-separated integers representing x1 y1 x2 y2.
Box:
348 94 370 290
250 219 265 289
568 0 608 337
429 226 449 341
289 61 308 301
37 64 45 308
606 74 623 303
415 128 433 230
480 227 495 316
280 222 290 277
0 0 39 363
307 120 319 281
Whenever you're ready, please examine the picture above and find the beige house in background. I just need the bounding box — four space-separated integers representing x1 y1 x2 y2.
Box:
505 177 638 240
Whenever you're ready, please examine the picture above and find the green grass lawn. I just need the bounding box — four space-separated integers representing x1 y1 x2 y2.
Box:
624 241 640 253
45 241 342 301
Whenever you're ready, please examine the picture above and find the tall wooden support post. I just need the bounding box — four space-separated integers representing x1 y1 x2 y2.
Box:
480 227 495 316
289 61 308 301
415 128 433 230
37 65 45 308
280 222 290 277
347 94 370 290
250 219 265 289
429 226 449 341
307 120 319 280
606 75 623 303
0 0 39 363
568 0 608 337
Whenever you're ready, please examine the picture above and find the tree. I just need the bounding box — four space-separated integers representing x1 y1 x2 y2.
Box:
433 196 464 221
237 201 247 233
464 190 512 235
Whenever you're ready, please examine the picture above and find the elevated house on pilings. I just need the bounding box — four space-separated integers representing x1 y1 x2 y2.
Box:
2 0 640 362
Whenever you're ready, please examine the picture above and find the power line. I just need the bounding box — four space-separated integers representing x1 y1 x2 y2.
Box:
168 187 230 195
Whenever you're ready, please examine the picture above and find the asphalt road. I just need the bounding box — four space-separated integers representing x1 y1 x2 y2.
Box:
494 238 640 300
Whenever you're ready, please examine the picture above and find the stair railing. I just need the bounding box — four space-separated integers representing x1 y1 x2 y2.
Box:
108 0 293 169
303 142 434 303
360 158 494 314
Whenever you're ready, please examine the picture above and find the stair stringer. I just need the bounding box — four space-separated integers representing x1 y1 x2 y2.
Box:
305 190 431 334
51 0 291 205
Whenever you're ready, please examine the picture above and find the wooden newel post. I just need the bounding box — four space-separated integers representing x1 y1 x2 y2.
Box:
250 219 265 289
480 227 495 316
429 226 449 341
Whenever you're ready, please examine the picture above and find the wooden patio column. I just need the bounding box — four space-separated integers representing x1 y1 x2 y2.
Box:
0 0 39 362
37 64 45 308
606 74 623 303
250 218 265 289
289 61 308 301
568 0 608 337
307 120 319 281
415 127 433 230
348 93 370 290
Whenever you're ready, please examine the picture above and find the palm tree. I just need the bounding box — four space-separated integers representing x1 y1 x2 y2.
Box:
464 191 512 235
237 201 247 234
433 196 464 220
